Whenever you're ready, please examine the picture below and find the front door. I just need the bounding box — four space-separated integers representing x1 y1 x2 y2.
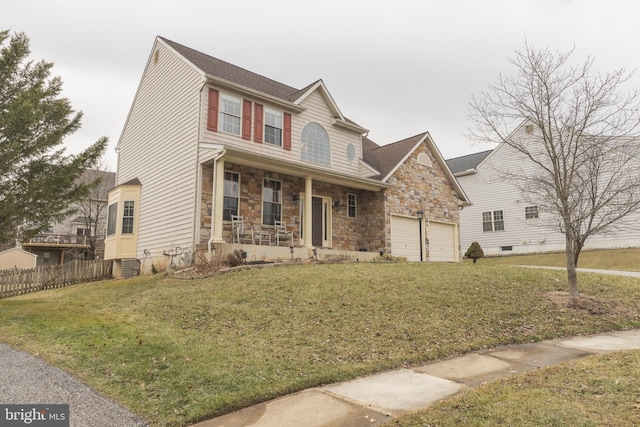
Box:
312 197 323 247
300 195 332 248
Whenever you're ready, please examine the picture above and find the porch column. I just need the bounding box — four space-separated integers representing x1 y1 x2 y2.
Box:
303 176 313 248
212 158 225 243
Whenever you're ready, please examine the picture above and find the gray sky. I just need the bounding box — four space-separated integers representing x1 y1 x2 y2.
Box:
4 0 640 170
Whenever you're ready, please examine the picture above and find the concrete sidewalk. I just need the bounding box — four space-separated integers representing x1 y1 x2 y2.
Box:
517 265 640 278
193 330 640 427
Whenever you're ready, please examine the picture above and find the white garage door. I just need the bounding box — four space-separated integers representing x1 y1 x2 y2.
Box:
390 215 422 261
428 221 456 262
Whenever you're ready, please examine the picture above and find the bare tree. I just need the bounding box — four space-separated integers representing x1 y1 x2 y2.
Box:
70 159 115 260
468 41 640 297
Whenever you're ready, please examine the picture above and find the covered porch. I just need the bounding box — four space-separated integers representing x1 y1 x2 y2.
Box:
197 144 390 261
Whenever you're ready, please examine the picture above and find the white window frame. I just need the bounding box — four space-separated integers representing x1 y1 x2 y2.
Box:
262 178 282 226
122 201 135 234
223 171 240 221
347 193 357 218
482 210 504 232
264 108 282 146
301 122 330 165
525 206 539 219
219 93 241 135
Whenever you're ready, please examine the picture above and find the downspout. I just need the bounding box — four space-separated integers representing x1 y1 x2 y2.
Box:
207 149 226 260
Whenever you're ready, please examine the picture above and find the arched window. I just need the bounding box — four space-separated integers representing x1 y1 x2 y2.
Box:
301 122 330 165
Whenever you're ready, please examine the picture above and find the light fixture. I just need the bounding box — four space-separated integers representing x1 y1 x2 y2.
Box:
293 194 300 202
379 249 384 257
312 247 318 261
241 250 248 265
289 246 294 260
416 210 424 220
333 200 342 209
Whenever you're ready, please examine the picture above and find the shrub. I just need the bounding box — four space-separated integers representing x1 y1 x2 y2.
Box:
226 250 246 267
465 241 485 263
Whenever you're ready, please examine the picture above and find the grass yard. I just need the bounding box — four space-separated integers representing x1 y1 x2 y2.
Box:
0 262 640 426
478 247 640 271
391 350 640 426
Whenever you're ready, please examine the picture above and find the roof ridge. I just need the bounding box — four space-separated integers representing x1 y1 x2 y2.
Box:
159 36 303 101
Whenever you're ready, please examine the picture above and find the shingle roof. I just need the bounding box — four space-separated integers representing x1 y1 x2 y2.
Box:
160 37 303 102
363 133 427 180
445 150 493 175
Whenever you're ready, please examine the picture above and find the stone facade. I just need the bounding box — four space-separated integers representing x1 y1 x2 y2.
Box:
199 141 460 256
383 143 460 258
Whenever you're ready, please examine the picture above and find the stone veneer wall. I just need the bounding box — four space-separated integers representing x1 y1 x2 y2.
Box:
383 142 461 258
199 162 385 251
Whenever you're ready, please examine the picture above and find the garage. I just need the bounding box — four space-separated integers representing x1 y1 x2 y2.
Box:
390 215 422 261
428 221 457 262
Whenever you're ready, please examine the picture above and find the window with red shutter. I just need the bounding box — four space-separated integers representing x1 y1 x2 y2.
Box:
242 99 252 140
207 88 219 132
283 113 292 151
254 103 263 143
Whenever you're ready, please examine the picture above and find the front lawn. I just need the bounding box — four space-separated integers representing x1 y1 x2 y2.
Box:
391 350 640 426
0 263 639 426
478 247 640 271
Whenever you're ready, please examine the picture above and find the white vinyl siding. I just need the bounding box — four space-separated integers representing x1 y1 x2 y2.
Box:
201 89 364 177
116 38 202 258
459 137 640 255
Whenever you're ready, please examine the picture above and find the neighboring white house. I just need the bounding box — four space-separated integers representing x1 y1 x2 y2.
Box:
107 36 470 276
447 123 640 256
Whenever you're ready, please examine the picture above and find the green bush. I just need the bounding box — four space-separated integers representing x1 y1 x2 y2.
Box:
465 241 485 263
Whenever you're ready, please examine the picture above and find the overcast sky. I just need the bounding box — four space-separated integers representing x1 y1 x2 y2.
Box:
5 0 640 170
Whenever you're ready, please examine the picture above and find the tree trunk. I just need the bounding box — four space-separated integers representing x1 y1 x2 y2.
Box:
565 233 580 297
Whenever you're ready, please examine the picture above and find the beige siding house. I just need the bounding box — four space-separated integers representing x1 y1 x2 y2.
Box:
0 248 38 270
107 36 469 274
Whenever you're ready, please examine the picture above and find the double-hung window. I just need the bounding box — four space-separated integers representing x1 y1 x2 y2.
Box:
223 172 240 221
262 179 282 226
482 210 504 232
220 93 241 135
107 203 118 235
347 193 357 218
264 108 282 146
525 206 539 219
122 201 135 234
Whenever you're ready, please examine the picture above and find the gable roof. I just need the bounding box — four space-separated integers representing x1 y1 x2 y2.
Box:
363 133 427 180
363 133 470 204
445 150 493 176
160 37 302 102
159 37 367 134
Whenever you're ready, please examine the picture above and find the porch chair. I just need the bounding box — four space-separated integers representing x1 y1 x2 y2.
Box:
274 220 294 246
231 215 254 244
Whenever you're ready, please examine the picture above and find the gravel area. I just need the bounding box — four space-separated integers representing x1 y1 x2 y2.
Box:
0 343 148 427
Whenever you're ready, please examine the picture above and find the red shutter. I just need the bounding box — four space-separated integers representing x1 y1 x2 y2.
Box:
283 112 292 151
242 99 252 140
254 103 263 143
207 88 218 132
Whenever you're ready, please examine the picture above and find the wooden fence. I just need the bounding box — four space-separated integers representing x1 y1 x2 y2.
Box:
0 260 113 299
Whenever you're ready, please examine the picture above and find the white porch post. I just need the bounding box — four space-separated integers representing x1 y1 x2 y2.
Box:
303 176 313 248
212 158 225 243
